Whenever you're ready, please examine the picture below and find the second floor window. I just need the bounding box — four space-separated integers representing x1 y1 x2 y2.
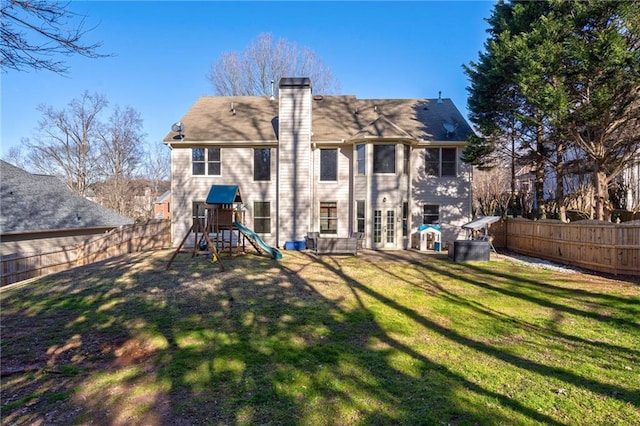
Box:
425 147 457 177
373 144 395 174
356 144 365 175
192 148 221 176
320 148 338 181
404 145 410 175
254 148 271 181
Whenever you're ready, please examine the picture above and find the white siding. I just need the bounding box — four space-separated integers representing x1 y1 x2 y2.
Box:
313 146 352 236
410 147 472 243
278 85 312 245
170 146 278 247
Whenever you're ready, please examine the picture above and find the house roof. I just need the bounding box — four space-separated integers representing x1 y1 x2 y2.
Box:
0 160 134 235
205 185 242 205
163 94 474 146
154 190 171 204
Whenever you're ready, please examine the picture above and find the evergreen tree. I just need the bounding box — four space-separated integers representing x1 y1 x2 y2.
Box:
464 0 640 221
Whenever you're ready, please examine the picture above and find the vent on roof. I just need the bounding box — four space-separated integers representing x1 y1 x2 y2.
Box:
437 91 443 104
230 102 235 115
313 95 324 101
270 80 275 101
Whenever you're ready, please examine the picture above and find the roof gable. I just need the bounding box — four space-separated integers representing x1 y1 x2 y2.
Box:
349 114 414 141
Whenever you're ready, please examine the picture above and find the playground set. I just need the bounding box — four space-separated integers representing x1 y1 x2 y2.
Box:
166 185 282 271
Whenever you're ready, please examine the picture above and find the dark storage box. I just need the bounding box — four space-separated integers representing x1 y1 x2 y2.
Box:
451 240 490 262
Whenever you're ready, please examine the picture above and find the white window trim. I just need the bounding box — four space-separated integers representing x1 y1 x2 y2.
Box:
373 144 397 175
192 147 222 177
319 148 339 183
253 148 272 182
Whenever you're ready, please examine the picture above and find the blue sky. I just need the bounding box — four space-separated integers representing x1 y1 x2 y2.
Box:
1 1 495 158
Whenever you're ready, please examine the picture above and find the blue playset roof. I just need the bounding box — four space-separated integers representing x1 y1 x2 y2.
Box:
205 185 243 205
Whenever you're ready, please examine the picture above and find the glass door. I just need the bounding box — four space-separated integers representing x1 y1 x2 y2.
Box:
373 209 396 249
386 210 395 246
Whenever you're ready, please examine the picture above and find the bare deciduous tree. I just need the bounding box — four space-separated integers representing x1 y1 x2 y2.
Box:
94 105 145 215
143 142 170 192
29 91 107 197
1 0 109 74
207 33 340 96
8 91 167 220
3 142 28 169
473 167 512 217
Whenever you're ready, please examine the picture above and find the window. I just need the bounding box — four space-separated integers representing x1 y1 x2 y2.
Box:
253 201 271 233
356 200 365 233
192 148 221 176
373 210 382 243
320 149 337 181
425 148 440 176
402 201 409 237
403 145 410 175
356 144 365 175
386 210 395 243
423 204 440 224
254 148 271 181
373 144 395 174
441 148 457 176
192 201 206 231
320 202 338 234
425 148 457 177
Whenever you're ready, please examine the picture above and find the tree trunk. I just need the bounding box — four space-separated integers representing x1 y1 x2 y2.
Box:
555 142 566 222
510 133 517 217
535 118 546 219
593 170 610 221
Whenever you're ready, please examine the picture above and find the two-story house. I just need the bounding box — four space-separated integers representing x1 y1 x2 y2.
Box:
163 78 475 250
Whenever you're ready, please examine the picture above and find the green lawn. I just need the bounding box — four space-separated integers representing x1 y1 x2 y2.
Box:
1 249 638 425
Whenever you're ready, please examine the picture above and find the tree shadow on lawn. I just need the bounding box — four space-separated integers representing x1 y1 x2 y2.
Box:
1 249 637 425
353 251 640 406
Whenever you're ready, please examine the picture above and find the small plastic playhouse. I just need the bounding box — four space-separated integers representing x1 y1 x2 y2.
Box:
412 224 442 252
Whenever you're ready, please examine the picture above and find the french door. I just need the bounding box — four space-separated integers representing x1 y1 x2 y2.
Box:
373 208 396 249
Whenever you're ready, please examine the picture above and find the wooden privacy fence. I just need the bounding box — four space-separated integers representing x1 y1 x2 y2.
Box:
1 219 171 286
76 219 171 266
492 218 640 276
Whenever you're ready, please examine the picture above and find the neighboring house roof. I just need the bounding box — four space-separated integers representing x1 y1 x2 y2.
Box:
205 185 243 205
0 160 134 234
163 95 474 145
154 190 171 204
